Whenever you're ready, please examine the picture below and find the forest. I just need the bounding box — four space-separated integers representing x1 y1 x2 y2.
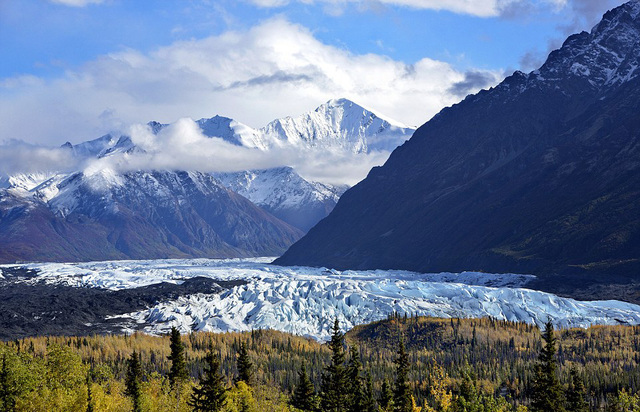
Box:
1 315 640 411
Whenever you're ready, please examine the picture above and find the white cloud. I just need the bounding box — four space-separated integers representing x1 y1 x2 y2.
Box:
247 0 502 16
48 0 105 6
0 18 501 149
0 141 79 176
79 119 388 186
246 0 617 19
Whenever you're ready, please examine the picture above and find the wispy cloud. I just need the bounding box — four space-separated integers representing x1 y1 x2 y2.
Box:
0 17 501 147
48 0 105 7
448 70 502 97
248 0 503 16
0 141 80 176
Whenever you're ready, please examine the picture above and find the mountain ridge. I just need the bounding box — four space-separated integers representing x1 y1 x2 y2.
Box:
275 1 640 294
0 98 410 262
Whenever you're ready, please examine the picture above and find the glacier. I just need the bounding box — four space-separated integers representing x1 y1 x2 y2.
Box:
8 258 640 341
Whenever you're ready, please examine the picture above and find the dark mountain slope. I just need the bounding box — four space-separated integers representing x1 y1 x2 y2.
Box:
0 171 302 263
276 2 640 290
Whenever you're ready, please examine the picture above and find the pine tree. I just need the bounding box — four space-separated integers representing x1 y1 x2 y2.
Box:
236 341 253 385
291 365 317 411
531 321 565 412
320 319 348 412
167 326 188 389
566 368 588 412
0 354 16 412
393 338 412 412
189 349 227 412
125 351 143 412
379 380 394 411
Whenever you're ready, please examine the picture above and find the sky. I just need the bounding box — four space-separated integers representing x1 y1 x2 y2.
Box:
0 0 626 183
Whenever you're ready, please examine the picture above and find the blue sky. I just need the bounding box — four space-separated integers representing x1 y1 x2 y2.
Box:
0 0 624 145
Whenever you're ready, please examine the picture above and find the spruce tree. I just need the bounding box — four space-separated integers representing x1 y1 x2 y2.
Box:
291 365 317 411
346 346 365 412
566 368 588 412
189 349 227 412
362 371 377 412
0 354 16 412
236 341 253 385
167 326 188 389
531 321 565 412
393 338 412 412
379 380 394 411
125 351 143 412
320 319 348 412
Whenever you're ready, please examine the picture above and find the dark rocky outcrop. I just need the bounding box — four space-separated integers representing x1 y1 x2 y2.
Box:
0 171 302 263
276 2 640 292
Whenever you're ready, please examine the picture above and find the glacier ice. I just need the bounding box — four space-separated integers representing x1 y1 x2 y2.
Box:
8 258 640 341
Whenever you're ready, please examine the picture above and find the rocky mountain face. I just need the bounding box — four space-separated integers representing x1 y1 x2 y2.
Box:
276 1 640 293
0 170 302 262
214 167 347 232
0 98 410 263
203 99 410 230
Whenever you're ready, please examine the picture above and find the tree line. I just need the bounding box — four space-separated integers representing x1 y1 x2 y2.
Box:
1 316 640 411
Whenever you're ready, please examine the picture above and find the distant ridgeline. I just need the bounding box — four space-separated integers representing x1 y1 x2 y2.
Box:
0 99 411 263
277 1 640 298
1 316 640 411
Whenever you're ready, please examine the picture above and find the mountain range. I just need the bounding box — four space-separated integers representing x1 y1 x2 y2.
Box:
276 1 640 298
0 99 412 263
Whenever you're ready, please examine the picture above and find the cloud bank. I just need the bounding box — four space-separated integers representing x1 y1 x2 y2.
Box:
82 119 390 186
0 141 80 176
0 18 500 147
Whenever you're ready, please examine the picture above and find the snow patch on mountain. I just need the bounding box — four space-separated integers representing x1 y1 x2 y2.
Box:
10 258 640 340
214 167 345 211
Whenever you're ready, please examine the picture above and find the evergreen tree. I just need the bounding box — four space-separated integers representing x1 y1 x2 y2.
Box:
454 374 482 412
291 365 317 411
167 326 188 389
236 341 253 385
531 321 565 412
362 371 377 412
189 349 227 412
0 354 16 412
566 368 588 412
320 319 348 412
346 346 365 412
379 380 394 411
393 338 412 412
86 371 94 412
125 351 143 412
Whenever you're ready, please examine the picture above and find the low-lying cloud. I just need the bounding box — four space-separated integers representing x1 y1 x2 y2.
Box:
0 141 80 176
79 119 390 186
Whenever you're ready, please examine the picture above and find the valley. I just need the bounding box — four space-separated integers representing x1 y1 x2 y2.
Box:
2 258 640 341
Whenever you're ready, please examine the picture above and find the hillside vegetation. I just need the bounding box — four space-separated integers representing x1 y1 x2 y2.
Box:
0 316 639 411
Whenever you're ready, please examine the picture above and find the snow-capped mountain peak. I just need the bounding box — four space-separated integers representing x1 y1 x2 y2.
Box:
196 115 269 150
524 1 640 90
261 98 414 153
213 166 347 232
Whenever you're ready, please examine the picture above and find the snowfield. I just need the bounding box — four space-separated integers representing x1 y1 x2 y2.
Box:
6 258 640 340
